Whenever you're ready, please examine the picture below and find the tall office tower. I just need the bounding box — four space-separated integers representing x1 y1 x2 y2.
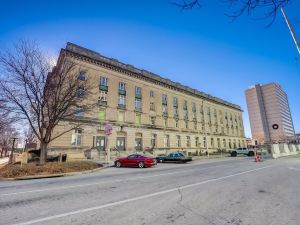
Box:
245 83 295 144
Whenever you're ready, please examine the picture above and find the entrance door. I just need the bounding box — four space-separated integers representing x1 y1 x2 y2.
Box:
95 136 105 151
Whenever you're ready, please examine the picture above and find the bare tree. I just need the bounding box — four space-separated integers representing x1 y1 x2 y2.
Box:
174 0 298 26
0 126 18 158
0 40 94 164
0 100 12 133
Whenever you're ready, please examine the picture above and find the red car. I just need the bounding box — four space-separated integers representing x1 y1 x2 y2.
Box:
114 154 156 168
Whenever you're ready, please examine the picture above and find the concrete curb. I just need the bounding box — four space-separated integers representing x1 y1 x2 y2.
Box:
0 165 108 181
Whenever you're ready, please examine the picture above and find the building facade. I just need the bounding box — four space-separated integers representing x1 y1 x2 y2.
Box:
51 43 246 153
245 83 295 144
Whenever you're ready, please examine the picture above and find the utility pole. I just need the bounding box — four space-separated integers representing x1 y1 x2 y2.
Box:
281 7 300 55
9 137 17 164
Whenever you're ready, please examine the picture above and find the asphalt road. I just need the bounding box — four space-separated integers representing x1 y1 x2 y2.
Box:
1 156 300 225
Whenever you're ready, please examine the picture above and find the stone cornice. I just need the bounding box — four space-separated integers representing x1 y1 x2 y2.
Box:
63 42 242 111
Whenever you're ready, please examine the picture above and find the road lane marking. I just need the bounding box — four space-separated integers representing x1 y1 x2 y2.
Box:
1 162 241 197
11 165 273 225
287 166 300 171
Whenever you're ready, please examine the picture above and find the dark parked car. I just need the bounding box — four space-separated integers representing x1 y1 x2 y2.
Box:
114 154 156 168
156 152 192 163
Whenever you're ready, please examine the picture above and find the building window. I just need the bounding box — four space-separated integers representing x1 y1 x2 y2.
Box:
173 97 178 107
119 82 126 91
228 139 232 148
135 133 143 151
211 138 214 148
98 109 106 121
162 94 168 105
203 137 206 148
192 103 196 113
162 105 168 114
184 109 188 120
100 76 108 86
71 129 82 146
217 138 220 148
195 137 199 147
79 71 86 81
151 134 157 147
185 120 188 129
74 107 84 117
164 135 170 147
118 95 126 107
194 122 197 130
219 110 223 124
99 91 107 101
223 139 226 148
77 87 85 97
94 136 105 150
164 118 168 127
150 90 154 98
135 98 142 111
174 107 178 117
207 107 211 116
99 77 108 91
150 102 155 111
135 86 142 96
187 136 191 147
118 82 126 96
118 111 125 122
175 119 179 128
116 137 126 151
150 116 156 125
135 114 141 124
214 109 217 117
183 100 187 110
176 135 181 147
200 105 204 114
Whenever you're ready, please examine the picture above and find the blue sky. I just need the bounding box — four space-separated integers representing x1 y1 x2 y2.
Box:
0 0 299 137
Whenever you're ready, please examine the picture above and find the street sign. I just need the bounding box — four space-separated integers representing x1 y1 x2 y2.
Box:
104 124 113 136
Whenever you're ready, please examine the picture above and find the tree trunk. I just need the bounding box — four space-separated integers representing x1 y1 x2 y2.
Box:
39 142 48 164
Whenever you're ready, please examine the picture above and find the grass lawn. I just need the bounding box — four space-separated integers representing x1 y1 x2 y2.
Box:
0 161 102 178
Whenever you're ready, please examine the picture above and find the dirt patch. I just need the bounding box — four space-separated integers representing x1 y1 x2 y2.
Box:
0 161 102 178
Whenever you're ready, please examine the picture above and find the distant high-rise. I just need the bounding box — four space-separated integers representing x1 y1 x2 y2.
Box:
245 83 295 144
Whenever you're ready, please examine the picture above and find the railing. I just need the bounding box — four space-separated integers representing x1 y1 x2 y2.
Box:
99 85 108 91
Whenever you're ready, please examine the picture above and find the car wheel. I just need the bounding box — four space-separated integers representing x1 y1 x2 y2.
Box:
138 161 145 168
231 151 237 157
159 159 164 163
248 151 254 157
115 161 121 168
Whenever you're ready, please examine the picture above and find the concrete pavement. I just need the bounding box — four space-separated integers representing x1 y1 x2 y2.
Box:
0 156 300 225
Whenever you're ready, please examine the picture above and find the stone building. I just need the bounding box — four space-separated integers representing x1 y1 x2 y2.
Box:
50 43 246 153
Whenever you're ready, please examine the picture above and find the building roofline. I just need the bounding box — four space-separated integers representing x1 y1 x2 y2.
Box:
64 42 242 111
